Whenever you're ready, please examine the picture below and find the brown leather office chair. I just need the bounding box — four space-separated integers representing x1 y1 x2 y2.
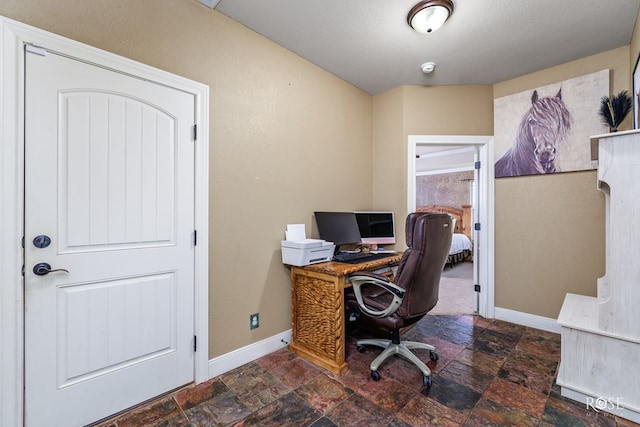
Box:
345 212 452 392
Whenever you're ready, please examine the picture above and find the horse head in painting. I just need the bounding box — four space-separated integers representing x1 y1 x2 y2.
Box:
495 88 572 177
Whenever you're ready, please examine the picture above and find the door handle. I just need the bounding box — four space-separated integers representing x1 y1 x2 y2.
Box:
33 263 69 276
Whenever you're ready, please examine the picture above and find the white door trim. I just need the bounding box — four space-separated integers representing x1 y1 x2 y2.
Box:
407 135 495 319
0 16 209 426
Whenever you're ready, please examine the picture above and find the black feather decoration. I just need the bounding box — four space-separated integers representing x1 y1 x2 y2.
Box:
599 90 632 132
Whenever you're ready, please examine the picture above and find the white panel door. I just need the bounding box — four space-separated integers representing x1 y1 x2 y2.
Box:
24 49 195 426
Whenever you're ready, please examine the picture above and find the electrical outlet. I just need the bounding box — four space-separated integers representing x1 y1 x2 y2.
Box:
250 313 259 330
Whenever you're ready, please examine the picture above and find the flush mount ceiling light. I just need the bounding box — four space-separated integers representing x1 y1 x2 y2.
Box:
407 0 454 34
421 62 436 73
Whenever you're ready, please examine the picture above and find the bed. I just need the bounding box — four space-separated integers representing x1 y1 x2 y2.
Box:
416 205 472 268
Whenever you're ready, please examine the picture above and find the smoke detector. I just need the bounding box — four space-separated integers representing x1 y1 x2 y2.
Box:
421 62 436 74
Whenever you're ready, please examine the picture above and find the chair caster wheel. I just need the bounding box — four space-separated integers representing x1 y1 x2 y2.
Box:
357 345 366 353
371 370 381 381
429 351 438 362
423 375 432 394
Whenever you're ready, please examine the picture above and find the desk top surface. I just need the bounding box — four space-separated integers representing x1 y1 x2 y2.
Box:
294 252 403 276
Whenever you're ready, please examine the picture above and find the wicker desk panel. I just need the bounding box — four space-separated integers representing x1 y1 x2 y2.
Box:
288 254 402 374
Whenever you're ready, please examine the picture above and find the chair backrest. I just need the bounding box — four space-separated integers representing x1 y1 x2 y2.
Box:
394 212 452 319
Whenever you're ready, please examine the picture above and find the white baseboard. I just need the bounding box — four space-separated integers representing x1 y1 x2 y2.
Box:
494 307 561 334
207 330 292 379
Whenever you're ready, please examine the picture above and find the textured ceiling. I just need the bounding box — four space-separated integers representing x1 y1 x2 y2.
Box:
207 0 640 95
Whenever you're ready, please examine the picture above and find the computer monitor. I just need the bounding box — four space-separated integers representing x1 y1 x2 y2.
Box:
314 212 362 251
354 211 396 245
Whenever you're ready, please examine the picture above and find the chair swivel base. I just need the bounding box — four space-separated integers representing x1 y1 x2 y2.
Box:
356 338 438 391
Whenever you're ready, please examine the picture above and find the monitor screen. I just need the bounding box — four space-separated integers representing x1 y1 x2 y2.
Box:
314 212 362 247
354 211 396 245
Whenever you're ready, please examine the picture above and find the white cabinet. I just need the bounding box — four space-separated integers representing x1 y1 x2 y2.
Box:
557 130 640 423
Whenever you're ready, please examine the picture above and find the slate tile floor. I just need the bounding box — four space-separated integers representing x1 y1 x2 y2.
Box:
96 314 639 426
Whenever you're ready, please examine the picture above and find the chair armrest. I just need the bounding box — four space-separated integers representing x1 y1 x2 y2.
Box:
349 274 405 318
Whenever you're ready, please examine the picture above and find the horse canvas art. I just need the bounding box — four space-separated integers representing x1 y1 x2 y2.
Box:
495 89 572 178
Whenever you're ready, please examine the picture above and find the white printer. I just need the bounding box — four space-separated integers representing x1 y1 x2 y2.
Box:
281 239 335 266
280 224 335 266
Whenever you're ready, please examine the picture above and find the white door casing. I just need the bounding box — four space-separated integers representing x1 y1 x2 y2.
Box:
0 16 209 427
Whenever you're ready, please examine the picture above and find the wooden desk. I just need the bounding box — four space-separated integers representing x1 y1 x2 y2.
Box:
289 254 402 374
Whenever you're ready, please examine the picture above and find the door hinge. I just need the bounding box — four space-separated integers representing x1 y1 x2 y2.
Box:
474 223 481 231
193 124 197 141
194 335 197 352
193 230 197 246
21 265 25 276
474 284 481 292
25 44 47 56
475 161 481 170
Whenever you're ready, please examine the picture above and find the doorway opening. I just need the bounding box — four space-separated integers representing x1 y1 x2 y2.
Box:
416 150 475 315
407 135 495 319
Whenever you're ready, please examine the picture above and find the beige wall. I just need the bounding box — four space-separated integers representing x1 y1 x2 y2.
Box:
372 85 494 247
3 0 638 360
0 0 374 358
373 49 629 320
371 87 405 222
493 47 630 318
